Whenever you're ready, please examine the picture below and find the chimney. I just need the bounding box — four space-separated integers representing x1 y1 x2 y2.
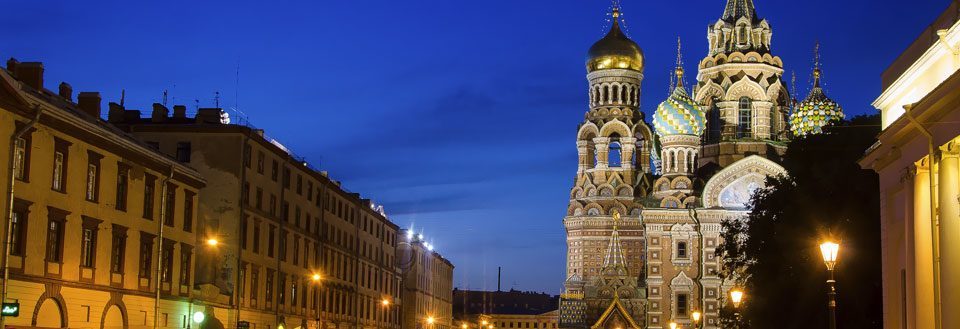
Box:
498 267 502 292
16 62 44 90
172 105 187 119
151 103 169 122
6 58 19 74
108 102 125 123
58 82 73 101
77 92 102 118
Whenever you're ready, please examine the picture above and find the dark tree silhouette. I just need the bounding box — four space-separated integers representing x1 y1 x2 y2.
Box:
716 115 883 329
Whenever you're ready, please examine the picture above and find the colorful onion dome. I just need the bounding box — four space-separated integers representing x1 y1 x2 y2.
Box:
586 9 644 73
790 68 844 136
654 67 706 137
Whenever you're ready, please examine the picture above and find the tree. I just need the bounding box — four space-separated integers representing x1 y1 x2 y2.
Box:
716 115 883 328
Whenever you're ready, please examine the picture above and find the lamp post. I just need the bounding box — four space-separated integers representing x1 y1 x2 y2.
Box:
691 311 701 329
730 289 744 329
379 298 391 329
311 273 323 329
820 241 840 329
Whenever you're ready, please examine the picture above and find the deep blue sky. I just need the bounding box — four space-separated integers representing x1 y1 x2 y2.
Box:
4 0 948 293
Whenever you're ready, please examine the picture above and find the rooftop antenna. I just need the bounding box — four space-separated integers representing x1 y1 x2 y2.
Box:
120 89 126 107
162 89 168 106
214 91 221 108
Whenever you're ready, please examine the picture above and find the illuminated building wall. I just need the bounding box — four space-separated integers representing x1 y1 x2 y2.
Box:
860 2 960 329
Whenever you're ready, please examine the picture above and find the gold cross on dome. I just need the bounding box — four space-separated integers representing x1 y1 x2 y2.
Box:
612 211 621 230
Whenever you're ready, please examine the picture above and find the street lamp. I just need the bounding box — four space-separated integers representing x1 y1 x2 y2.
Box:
730 289 744 329
310 273 323 329
669 322 678 329
820 241 840 329
206 237 219 246
692 311 701 329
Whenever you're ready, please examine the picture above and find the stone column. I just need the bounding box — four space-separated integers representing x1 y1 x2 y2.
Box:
717 101 737 140
620 137 637 170
577 140 589 173
939 142 960 329
594 137 610 169
914 159 936 329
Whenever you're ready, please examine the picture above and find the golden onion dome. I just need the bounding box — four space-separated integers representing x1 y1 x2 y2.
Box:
586 9 644 73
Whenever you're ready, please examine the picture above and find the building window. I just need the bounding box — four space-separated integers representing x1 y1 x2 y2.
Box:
268 225 276 257
251 268 259 301
46 217 65 263
677 293 689 316
111 225 128 273
242 182 250 205
307 182 313 201
738 97 752 138
269 194 277 217
265 270 275 303
295 206 301 227
677 241 688 259
283 168 290 189
293 237 300 265
144 174 156 219
255 188 263 210
608 141 622 167
180 244 192 285
290 280 298 306
140 233 155 279
116 164 129 211
161 241 174 283
184 191 194 232
239 265 246 299
85 152 102 202
10 200 30 257
52 149 66 191
257 151 265 174
80 217 101 268
271 160 278 181
164 184 176 227
253 221 261 253
296 175 302 195
13 136 30 181
176 142 191 162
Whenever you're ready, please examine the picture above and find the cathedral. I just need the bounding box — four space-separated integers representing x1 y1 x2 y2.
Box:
558 1 844 329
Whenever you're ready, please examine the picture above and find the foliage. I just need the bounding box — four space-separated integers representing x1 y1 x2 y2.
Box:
715 115 883 329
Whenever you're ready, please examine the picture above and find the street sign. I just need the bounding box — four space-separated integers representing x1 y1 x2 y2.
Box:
1 302 19 317
238 321 250 329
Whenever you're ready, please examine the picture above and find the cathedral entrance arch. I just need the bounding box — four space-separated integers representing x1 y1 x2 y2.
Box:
701 155 787 209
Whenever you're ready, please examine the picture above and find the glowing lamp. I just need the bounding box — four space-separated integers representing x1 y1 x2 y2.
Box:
206 238 219 246
669 322 677 329
730 289 744 308
427 317 436 325
192 311 205 324
692 311 701 323
820 241 840 271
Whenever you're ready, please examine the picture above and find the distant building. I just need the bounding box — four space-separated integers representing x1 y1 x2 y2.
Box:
112 100 405 329
0 59 207 328
859 1 960 329
399 230 454 329
452 289 558 318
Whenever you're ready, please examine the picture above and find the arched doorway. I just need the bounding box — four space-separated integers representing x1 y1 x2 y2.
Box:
102 305 125 329
34 298 64 328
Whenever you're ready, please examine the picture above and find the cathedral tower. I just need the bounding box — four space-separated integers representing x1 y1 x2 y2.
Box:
790 44 845 136
693 0 790 168
560 5 653 329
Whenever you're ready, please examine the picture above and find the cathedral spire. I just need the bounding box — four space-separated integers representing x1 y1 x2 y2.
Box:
602 212 629 274
812 41 822 88
721 0 758 22
674 37 685 90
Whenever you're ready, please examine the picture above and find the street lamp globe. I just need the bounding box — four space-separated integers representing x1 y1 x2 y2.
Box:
669 322 677 329
311 273 322 282
730 289 744 308
820 241 840 270
692 310 701 323
427 317 436 325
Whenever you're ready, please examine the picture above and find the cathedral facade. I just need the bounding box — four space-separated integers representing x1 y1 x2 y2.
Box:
557 1 819 328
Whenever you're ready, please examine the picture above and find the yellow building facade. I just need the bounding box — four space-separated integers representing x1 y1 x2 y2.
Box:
398 231 453 329
0 60 211 328
859 2 960 329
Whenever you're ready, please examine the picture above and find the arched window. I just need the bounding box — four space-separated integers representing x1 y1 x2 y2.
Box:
738 97 752 138
609 141 622 167
708 98 721 143
677 241 688 259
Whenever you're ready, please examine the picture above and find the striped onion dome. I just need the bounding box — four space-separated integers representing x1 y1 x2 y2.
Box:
653 67 706 137
790 69 844 136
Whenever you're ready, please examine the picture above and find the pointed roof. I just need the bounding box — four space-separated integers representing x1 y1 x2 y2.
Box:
721 0 760 23
590 294 642 329
602 212 629 275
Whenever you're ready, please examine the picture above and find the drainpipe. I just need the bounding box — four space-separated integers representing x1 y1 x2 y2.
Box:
904 104 942 329
1 105 41 329
155 166 175 329
688 208 705 323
